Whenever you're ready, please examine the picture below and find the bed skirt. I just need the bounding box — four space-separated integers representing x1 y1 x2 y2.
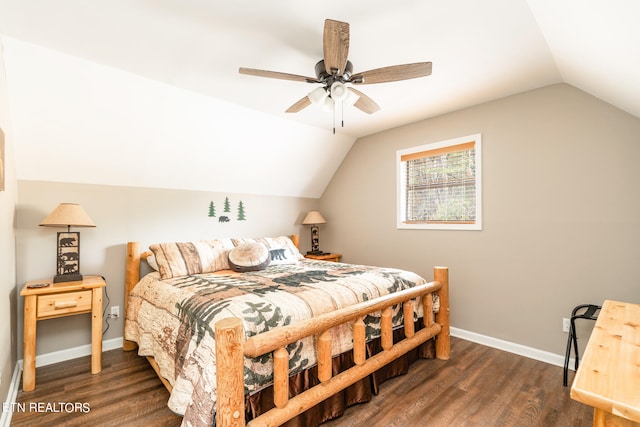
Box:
246 323 435 426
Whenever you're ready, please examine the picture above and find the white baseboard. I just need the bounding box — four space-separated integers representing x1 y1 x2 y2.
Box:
29 337 123 369
451 327 573 368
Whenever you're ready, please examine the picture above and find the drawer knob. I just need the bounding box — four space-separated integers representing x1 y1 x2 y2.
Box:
54 301 78 309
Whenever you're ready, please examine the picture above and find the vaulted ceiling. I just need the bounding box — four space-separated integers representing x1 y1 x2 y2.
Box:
1 0 638 197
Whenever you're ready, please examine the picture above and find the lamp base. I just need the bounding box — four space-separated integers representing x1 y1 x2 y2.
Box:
54 231 82 283
53 273 83 283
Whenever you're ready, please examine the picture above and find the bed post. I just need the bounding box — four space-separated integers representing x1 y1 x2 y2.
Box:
123 242 140 352
215 317 246 427
290 234 300 250
434 266 450 360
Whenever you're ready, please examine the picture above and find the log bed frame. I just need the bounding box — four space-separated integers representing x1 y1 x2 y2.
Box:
122 235 450 427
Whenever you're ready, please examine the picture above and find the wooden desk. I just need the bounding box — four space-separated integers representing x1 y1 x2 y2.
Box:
20 275 106 392
570 300 640 426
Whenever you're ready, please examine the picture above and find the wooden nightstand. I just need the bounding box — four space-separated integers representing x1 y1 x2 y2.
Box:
305 253 342 262
20 275 106 391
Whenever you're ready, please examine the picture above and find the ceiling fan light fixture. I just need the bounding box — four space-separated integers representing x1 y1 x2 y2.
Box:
330 81 348 101
239 20 432 128
323 97 335 112
308 87 329 104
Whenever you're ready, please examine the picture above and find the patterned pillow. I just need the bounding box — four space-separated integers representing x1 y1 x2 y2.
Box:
149 238 235 279
228 243 271 272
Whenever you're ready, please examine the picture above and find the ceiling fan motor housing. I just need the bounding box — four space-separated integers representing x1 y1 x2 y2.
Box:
315 59 353 85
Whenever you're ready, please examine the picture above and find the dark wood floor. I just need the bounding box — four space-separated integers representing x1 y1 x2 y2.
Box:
11 337 592 426
324 338 592 427
11 349 182 427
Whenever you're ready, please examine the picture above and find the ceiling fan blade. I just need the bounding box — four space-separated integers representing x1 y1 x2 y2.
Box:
323 19 350 75
349 88 380 114
239 67 320 83
285 96 312 113
350 62 432 85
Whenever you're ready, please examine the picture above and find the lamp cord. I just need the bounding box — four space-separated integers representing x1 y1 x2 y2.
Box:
102 284 111 336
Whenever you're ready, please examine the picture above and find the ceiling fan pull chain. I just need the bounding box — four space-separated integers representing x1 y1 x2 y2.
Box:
333 102 336 134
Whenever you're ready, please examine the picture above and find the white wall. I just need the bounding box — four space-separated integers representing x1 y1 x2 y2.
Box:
15 180 318 358
0 36 18 407
320 83 640 355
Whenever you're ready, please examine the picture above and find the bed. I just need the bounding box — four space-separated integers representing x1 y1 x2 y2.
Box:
123 235 449 427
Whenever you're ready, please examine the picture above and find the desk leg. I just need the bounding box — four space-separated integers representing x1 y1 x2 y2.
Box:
593 408 605 427
91 287 103 374
22 295 37 391
593 408 639 427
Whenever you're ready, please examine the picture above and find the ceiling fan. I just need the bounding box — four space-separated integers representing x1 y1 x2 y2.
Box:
239 19 432 130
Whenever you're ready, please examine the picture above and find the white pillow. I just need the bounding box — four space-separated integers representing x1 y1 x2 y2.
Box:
268 247 299 265
146 254 159 271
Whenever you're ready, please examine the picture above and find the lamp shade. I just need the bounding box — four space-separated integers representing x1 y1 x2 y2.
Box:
39 203 96 228
302 210 326 225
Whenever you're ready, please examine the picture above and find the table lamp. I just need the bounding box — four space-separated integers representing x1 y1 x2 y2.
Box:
302 210 326 255
39 203 96 283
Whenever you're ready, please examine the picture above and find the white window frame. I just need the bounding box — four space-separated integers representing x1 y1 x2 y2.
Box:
397 134 482 230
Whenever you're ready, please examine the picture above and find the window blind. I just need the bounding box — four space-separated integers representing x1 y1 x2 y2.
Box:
401 141 477 224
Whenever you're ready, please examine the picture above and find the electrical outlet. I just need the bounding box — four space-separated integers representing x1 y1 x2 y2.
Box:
562 317 570 333
110 306 120 318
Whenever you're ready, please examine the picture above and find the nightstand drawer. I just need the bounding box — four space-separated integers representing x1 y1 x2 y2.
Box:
37 290 92 318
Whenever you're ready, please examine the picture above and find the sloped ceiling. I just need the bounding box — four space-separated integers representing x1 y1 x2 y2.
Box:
0 0 638 198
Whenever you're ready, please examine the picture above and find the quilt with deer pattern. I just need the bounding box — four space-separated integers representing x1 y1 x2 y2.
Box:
124 259 433 427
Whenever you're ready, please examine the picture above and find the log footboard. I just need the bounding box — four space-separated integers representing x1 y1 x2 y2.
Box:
123 240 449 426
216 266 450 427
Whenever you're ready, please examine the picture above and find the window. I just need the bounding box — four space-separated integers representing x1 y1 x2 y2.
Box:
397 134 482 230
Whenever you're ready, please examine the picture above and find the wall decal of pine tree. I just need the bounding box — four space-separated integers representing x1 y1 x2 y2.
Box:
208 201 216 217
237 201 246 221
